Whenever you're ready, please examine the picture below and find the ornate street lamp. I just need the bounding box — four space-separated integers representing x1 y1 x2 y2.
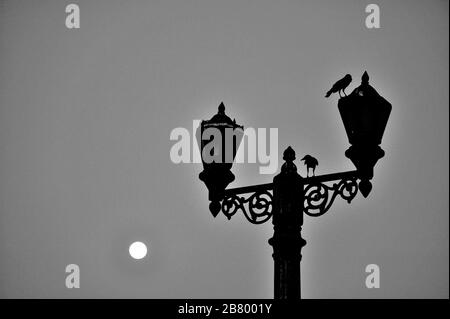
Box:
197 72 391 299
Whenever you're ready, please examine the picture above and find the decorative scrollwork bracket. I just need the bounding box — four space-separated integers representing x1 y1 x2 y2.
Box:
218 170 360 223
221 184 274 224
303 173 359 217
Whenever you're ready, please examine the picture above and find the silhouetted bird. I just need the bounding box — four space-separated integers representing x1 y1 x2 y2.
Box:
301 155 319 177
325 74 352 98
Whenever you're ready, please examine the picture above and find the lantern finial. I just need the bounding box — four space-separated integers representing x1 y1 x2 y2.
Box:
281 146 297 173
362 71 369 85
218 102 225 115
283 146 296 162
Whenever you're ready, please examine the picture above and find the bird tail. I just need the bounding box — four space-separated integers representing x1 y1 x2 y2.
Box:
325 90 332 98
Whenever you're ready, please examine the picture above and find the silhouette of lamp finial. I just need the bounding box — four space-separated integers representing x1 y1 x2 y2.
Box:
283 146 296 162
218 102 225 115
362 71 369 85
281 146 297 173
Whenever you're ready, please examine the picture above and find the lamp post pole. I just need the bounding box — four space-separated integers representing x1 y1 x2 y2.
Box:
268 147 305 299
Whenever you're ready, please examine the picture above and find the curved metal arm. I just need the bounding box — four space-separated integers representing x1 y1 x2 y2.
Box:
217 170 360 223
303 175 359 217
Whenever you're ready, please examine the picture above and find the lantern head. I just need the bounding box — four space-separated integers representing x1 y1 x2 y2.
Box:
197 102 244 216
338 72 392 197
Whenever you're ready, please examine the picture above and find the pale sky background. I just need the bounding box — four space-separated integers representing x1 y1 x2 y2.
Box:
0 0 448 298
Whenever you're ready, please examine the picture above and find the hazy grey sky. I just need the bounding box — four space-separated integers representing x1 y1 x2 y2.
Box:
0 0 448 298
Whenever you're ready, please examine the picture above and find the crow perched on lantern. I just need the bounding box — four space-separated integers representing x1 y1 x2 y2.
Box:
325 74 352 98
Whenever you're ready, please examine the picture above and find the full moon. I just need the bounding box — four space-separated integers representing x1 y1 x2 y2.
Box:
129 241 148 260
